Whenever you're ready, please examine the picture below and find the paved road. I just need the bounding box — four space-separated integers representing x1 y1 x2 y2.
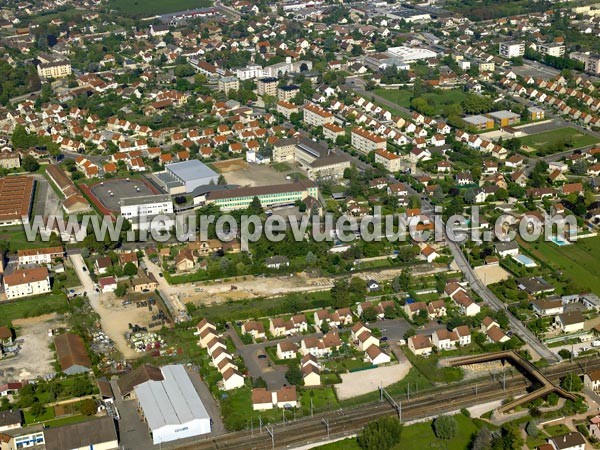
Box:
185 365 225 434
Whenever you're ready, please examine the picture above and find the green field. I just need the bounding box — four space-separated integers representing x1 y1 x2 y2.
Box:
0 226 61 251
374 89 413 108
394 414 479 450
521 236 600 295
314 415 480 450
0 294 71 327
520 127 598 151
107 0 212 17
272 162 292 172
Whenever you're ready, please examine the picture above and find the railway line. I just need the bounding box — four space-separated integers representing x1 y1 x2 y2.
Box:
167 356 599 450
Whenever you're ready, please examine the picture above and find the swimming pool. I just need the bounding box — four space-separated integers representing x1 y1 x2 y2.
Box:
548 235 571 246
512 254 537 268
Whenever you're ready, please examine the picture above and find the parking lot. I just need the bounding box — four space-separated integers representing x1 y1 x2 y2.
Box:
89 177 160 212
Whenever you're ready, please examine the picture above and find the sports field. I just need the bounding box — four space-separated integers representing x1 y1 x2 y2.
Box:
521 236 600 295
107 0 212 17
520 127 598 150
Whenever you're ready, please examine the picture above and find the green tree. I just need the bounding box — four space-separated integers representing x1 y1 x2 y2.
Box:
472 426 492 450
433 415 457 440
357 416 403 450
285 364 303 385
114 283 127 297
560 373 582 392
123 262 137 277
30 401 45 418
79 398 97 416
22 155 40 172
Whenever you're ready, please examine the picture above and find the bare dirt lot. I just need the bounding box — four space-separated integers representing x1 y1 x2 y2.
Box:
211 159 249 173
335 360 412 400
94 294 157 359
0 314 64 384
474 265 511 285
213 159 301 188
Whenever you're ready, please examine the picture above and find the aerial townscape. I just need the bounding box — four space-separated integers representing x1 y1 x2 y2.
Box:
1 0 600 449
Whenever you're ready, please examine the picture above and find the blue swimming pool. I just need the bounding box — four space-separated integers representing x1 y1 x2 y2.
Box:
512 254 537 267
548 235 571 246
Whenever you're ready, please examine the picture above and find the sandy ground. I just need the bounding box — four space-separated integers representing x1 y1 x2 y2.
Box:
474 265 511 285
335 360 411 401
0 313 63 384
94 295 156 359
214 159 302 188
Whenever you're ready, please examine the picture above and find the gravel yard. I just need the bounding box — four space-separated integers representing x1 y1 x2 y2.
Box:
334 360 411 401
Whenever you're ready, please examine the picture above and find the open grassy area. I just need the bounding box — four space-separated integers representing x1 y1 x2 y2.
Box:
520 127 598 151
0 226 60 251
520 236 600 295
393 414 479 450
271 162 292 172
0 294 71 327
107 0 212 17
374 89 413 108
313 438 361 450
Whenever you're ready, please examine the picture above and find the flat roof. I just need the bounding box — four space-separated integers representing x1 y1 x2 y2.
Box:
166 160 218 183
120 194 172 207
488 110 520 119
134 365 210 431
463 115 490 125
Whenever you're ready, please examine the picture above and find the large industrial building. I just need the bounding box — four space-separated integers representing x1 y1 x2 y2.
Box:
156 160 219 194
0 176 35 227
134 365 212 444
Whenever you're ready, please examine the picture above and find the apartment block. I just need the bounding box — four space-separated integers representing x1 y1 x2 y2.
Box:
302 103 334 127
351 127 386 154
374 149 402 172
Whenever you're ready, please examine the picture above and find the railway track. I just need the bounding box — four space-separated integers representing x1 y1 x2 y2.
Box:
168 356 600 450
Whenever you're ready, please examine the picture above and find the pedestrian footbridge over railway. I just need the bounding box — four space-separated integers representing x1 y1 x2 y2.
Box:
448 350 577 413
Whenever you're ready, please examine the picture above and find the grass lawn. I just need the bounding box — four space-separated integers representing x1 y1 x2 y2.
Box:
43 414 90 428
24 407 55 424
374 88 413 108
392 414 479 450
402 347 464 384
107 0 212 17
0 294 71 327
313 438 361 450
299 387 340 415
543 423 571 437
520 127 598 151
520 236 600 295
0 226 60 251
272 162 292 172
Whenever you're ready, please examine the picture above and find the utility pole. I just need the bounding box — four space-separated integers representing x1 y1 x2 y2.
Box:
322 418 330 439
311 398 314 417
502 372 506 391
251 417 254 436
259 416 263 434
265 425 275 450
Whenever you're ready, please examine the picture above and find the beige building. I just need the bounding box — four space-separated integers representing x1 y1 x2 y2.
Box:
276 100 299 119
307 154 350 181
303 103 334 127
476 60 495 72
217 76 240 94
272 138 297 162
257 77 278 96
351 127 386 154
323 123 345 142
0 152 20 169
3 266 51 299
539 43 565 57
374 149 401 172
585 54 600 75
37 60 71 79
277 85 300 102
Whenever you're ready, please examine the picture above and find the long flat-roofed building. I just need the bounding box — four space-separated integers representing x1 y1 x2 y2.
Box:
134 364 211 444
206 179 318 211
0 176 35 227
120 194 174 219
